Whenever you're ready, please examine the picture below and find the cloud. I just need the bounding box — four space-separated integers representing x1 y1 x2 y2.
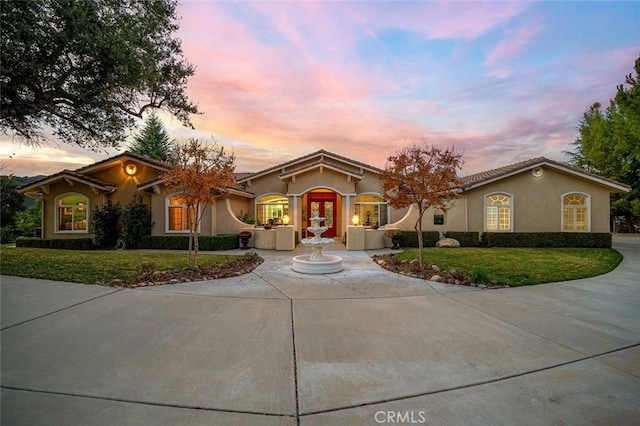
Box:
485 19 544 71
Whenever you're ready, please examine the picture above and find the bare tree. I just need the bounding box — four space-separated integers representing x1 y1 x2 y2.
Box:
162 139 235 268
381 142 463 267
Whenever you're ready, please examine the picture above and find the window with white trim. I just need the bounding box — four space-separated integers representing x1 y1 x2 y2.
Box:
166 196 195 232
56 194 89 232
486 193 512 231
355 194 388 226
256 194 289 226
563 193 590 231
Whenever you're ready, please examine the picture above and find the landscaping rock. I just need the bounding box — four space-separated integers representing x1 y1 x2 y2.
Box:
430 274 442 282
436 238 460 248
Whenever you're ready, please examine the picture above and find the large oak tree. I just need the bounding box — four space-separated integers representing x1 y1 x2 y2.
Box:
0 0 198 149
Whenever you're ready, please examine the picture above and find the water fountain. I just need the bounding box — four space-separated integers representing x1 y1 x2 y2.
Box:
292 216 343 274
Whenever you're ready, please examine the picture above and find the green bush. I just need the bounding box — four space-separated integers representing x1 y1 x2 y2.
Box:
121 195 152 249
469 267 490 284
138 234 239 250
16 237 97 250
443 231 480 247
485 232 611 248
395 231 440 248
1 226 16 244
91 201 122 248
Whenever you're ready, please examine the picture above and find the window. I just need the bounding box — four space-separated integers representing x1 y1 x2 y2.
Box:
563 193 590 232
56 194 89 232
433 209 445 225
355 194 388 226
485 193 512 231
257 194 289 226
166 196 198 233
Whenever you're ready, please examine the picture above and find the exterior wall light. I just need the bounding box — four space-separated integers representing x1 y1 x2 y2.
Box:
352 214 360 225
125 162 138 176
532 167 543 178
282 215 290 225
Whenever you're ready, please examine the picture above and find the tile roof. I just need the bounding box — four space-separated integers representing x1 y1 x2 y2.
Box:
236 149 382 182
18 169 116 192
459 157 630 191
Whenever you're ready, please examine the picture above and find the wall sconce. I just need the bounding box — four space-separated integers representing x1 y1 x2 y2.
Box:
282 215 290 225
352 215 360 226
531 167 543 178
125 162 138 176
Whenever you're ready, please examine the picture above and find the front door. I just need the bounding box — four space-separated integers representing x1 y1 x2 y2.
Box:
307 193 337 237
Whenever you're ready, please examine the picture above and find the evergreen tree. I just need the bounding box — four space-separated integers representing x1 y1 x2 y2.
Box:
129 114 176 162
567 55 640 231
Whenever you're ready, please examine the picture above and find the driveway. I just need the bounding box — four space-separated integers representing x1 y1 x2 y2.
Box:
2 236 639 425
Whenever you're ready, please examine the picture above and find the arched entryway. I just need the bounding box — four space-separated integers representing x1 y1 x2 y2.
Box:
303 189 341 238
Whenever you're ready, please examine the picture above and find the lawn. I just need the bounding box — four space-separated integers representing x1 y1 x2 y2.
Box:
0 247 240 284
394 247 623 286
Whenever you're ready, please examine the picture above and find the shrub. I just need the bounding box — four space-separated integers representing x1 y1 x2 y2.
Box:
16 237 96 250
121 195 152 249
485 232 611 248
395 231 440 248
443 231 480 247
138 234 239 250
1 226 16 244
91 201 122 248
469 267 490 284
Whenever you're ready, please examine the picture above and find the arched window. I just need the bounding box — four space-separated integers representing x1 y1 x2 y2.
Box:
355 194 388 226
256 194 289 226
563 193 590 231
485 193 512 231
56 193 89 233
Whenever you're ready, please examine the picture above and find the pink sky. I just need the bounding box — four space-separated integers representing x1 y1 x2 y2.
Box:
1 1 639 177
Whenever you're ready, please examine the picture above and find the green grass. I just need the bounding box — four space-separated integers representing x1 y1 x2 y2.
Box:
0 247 239 284
395 247 623 286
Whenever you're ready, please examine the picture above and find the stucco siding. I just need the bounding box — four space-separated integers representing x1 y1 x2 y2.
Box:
464 166 613 232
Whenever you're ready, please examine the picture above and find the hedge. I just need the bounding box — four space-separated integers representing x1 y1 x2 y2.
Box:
16 234 240 251
16 237 97 250
395 231 440 248
485 232 612 248
138 234 239 251
443 231 480 247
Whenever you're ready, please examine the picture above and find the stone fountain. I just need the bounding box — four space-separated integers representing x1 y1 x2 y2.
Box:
292 216 343 274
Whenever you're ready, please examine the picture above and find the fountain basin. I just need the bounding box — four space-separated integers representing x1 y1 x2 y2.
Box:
292 254 343 274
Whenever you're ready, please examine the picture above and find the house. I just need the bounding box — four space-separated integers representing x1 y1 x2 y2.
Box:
18 150 630 250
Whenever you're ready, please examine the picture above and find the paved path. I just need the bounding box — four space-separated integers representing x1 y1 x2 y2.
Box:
1 236 639 425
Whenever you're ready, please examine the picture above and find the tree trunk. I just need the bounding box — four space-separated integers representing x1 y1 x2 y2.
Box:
415 207 426 268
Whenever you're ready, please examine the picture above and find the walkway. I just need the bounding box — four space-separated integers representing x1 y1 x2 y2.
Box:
1 236 639 424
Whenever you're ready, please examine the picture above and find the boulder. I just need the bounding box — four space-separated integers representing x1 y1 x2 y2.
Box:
436 238 460 248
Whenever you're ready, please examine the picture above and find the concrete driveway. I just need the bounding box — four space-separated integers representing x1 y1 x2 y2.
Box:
2 236 639 425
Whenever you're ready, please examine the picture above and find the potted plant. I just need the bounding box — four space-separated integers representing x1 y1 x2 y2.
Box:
238 231 252 249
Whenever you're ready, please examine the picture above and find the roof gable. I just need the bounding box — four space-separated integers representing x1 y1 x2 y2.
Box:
460 157 630 193
236 149 382 183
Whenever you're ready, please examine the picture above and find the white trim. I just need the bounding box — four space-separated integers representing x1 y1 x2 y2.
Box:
54 192 90 234
464 161 630 192
484 192 514 232
236 150 380 183
287 186 356 197
280 163 364 181
561 192 591 232
164 194 200 234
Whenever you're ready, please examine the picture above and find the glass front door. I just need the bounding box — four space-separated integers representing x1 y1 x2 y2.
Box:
307 193 337 237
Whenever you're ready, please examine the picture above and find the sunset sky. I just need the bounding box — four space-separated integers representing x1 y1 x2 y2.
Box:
1 0 639 177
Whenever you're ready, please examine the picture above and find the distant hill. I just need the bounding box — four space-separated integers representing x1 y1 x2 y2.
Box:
2 175 47 208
